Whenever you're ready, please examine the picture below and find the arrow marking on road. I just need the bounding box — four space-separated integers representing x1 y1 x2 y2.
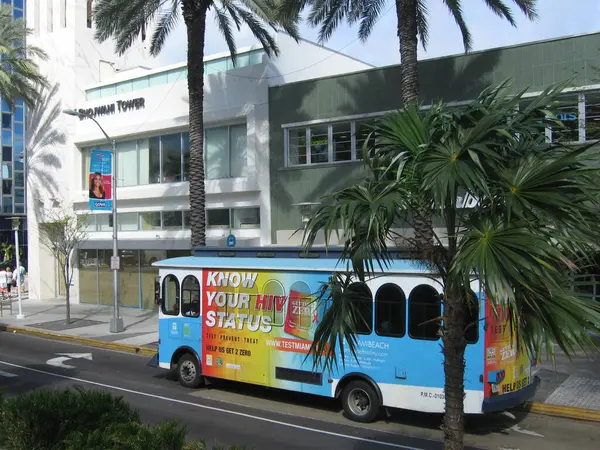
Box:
509 424 544 438
46 353 92 369
0 370 17 378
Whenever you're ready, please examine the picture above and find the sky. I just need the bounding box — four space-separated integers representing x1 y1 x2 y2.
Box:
157 1 600 68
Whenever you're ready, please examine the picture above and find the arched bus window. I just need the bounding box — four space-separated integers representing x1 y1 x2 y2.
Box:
347 282 373 335
375 283 406 337
181 276 200 318
465 291 479 344
162 275 180 316
408 285 441 340
289 281 312 330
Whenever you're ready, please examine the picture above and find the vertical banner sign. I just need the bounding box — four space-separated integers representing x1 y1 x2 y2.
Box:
483 299 532 398
88 149 112 211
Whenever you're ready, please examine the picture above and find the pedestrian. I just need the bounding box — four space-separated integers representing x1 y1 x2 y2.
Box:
5 267 12 296
14 264 25 293
0 267 8 300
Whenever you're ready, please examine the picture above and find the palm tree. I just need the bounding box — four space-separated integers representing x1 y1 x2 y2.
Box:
0 5 48 108
281 0 537 252
303 81 600 449
93 0 300 248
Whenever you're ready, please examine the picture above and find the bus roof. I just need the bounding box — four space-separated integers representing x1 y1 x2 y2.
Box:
152 247 428 273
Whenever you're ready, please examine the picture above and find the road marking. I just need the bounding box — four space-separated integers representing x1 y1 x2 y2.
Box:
0 370 17 378
46 353 93 369
0 360 424 450
509 424 544 437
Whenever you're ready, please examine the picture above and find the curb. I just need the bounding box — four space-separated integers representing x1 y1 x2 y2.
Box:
0 324 157 357
519 401 600 422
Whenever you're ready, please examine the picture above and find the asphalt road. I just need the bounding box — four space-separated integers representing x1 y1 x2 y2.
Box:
0 332 598 450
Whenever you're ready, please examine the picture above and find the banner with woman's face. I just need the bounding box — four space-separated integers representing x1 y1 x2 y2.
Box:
89 149 112 211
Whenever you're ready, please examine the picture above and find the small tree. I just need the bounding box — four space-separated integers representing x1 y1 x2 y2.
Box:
38 209 89 324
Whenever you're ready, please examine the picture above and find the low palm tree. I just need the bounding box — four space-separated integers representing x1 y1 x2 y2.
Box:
0 5 48 108
303 81 600 449
93 0 300 248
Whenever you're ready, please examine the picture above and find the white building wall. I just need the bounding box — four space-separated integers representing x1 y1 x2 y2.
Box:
26 0 155 301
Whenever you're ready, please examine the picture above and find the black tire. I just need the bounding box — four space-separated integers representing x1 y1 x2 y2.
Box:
341 379 381 423
177 353 204 389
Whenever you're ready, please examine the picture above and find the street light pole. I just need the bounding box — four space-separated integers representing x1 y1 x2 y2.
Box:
63 109 123 333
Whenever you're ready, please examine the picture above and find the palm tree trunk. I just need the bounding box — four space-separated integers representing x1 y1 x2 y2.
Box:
182 1 208 249
396 0 419 105
396 0 434 253
442 283 467 450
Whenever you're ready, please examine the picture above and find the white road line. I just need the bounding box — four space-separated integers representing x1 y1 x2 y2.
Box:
0 370 17 378
0 360 425 450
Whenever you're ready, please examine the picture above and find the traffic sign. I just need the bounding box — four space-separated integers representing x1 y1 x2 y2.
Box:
110 256 120 270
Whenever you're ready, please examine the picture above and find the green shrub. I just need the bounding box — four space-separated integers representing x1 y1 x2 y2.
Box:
0 386 139 450
63 420 187 450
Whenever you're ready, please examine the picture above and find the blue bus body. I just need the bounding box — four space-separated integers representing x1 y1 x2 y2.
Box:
152 247 539 420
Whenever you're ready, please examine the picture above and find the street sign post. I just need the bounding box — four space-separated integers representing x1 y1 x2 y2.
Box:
110 256 120 271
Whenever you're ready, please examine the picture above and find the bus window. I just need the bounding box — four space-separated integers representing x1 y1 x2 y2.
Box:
181 276 200 318
162 274 180 316
347 282 372 335
375 283 406 337
408 285 441 340
263 279 285 326
465 291 479 344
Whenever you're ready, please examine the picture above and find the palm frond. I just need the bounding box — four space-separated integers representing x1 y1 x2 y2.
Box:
150 0 181 56
441 0 473 52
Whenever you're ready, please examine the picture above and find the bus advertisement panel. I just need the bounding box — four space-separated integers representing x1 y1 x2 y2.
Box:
484 300 533 398
201 268 387 389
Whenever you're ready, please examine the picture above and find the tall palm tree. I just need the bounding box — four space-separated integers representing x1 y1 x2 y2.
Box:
0 5 48 108
281 0 537 252
303 81 600 449
93 0 299 248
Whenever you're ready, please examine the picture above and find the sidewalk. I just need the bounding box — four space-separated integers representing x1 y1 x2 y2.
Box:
1 296 600 421
0 296 158 355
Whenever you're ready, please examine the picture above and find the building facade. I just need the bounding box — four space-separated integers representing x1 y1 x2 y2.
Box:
0 0 27 265
25 0 155 301
27 28 372 307
268 31 600 245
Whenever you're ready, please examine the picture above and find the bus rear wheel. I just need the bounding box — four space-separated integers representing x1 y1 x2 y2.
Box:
341 380 380 423
177 353 204 389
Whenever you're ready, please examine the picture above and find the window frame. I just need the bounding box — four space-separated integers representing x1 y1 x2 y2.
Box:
161 274 180 316
181 275 201 318
408 284 441 341
205 123 248 179
375 283 407 338
346 281 373 336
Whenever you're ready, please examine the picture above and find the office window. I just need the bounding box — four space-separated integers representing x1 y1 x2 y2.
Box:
162 211 183 230
205 124 247 179
2 180 12 195
2 195 12 213
552 94 580 143
287 127 307 165
148 136 160 184
14 106 23 122
332 122 352 161
118 213 138 231
309 125 328 164
14 171 24 187
183 210 191 229
161 134 182 182
87 0 93 28
585 91 600 141
355 119 376 159
2 162 11 178
116 141 138 187
140 212 161 230
2 114 11 129
13 123 23 140
375 283 406 337
207 209 230 228
347 282 373 335
182 132 190 181
15 188 24 204
232 208 260 229
408 285 441 340
2 146 11 162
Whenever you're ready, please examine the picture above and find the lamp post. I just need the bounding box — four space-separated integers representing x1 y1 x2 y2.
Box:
63 109 124 333
8 216 24 319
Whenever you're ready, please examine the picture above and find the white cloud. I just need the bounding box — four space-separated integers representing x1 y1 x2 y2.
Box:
158 1 600 68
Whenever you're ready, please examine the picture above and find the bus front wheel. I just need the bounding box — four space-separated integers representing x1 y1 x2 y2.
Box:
177 353 204 389
341 380 380 423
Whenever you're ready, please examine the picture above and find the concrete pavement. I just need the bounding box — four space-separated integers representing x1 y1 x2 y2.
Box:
1 296 600 423
1 332 600 450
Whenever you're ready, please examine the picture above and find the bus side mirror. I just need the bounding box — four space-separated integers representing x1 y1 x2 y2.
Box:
154 278 162 306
